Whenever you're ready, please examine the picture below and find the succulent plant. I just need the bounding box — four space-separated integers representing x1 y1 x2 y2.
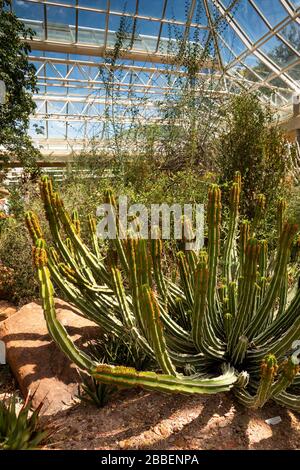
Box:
25 174 300 409
0 393 50 450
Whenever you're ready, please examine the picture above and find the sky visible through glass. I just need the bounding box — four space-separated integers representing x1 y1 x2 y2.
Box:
9 0 300 148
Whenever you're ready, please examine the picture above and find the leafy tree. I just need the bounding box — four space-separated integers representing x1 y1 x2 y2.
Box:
155 0 241 172
218 92 290 220
0 0 40 181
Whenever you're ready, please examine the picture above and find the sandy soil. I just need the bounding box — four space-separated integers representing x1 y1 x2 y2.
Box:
1 364 299 450
42 387 300 450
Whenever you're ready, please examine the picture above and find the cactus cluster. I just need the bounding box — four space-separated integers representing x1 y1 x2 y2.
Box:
25 174 300 409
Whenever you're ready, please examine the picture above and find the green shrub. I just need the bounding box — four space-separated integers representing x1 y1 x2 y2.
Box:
288 185 300 226
0 218 39 305
77 333 153 408
217 92 291 221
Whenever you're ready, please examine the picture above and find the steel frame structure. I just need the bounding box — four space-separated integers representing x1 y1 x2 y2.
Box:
9 0 300 158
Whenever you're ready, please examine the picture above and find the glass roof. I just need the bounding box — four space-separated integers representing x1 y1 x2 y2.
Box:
9 0 300 157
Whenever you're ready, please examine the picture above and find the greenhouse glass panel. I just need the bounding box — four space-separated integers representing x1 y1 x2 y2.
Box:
78 11 107 45
280 22 300 54
251 0 287 27
288 1 300 8
9 0 300 156
78 1 107 8
138 0 164 18
135 19 161 38
286 62 300 83
110 0 137 14
165 0 190 22
219 22 248 59
223 0 269 43
12 0 45 38
46 5 76 43
260 36 299 69
242 54 273 79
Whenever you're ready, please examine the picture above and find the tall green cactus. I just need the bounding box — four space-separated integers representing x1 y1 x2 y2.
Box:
25 173 300 410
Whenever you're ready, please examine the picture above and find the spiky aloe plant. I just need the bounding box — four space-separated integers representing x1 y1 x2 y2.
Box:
0 393 50 450
25 174 300 409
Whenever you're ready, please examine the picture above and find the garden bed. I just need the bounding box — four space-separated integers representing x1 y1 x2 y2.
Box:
43 388 300 450
1 326 299 450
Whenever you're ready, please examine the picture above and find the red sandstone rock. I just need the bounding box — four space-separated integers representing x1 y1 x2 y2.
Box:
0 300 17 322
0 298 100 414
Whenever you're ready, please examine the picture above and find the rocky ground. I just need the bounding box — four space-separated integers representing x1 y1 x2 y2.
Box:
1 300 299 450
1 355 300 450
41 388 300 450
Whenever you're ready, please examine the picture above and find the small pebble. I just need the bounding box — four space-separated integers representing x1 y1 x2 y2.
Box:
219 422 228 428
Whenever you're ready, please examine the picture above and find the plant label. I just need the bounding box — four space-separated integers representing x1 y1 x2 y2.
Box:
0 340 6 364
0 80 6 104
